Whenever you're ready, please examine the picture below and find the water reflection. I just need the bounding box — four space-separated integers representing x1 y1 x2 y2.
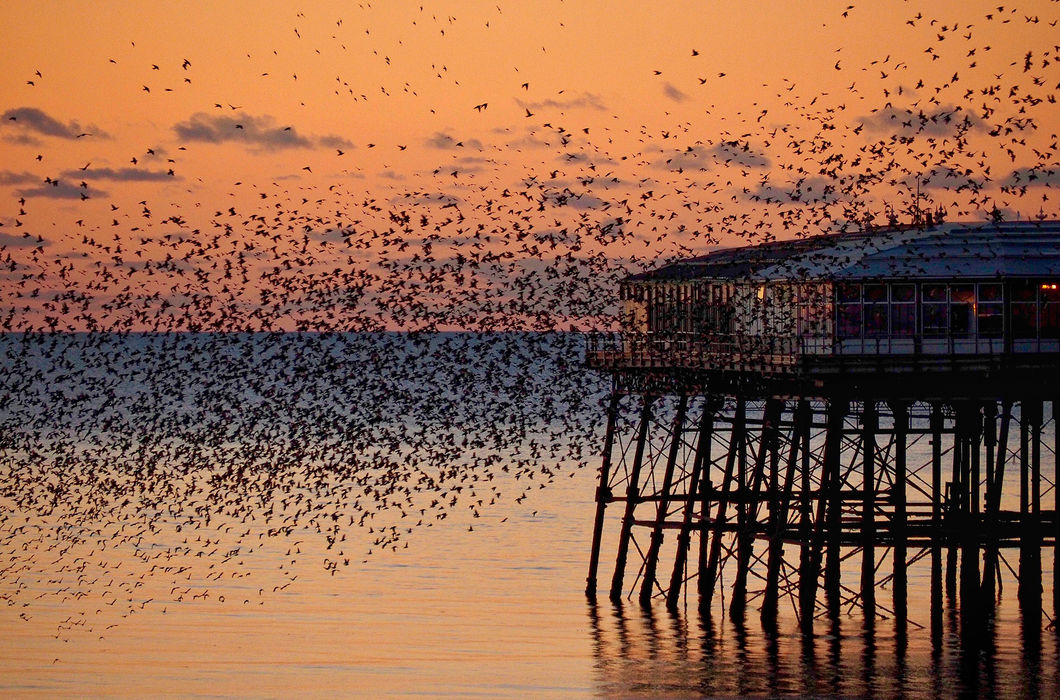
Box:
588 579 1057 698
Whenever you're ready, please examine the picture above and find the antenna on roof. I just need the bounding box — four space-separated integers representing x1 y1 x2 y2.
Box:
914 176 922 227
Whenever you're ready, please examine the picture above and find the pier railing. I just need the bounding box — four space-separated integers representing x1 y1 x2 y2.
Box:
585 331 1060 376
584 332 811 374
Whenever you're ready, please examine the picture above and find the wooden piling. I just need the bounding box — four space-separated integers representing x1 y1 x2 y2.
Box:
823 399 847 620
666 400 715 610
1018 399 1043 617
700 397 743 609
586 392 622 597
763 399 807 624
610 394 655 603
640 395 688 607
891 401 908 623
861 401 878 625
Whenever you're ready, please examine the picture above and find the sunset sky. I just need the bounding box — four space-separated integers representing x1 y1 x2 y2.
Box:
1 1 1057 331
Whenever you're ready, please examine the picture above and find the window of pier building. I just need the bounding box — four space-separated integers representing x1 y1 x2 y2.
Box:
691 282 734 335
837 282 916 339
835 281 1005 341
636 282 696 335
1011 280 1060 339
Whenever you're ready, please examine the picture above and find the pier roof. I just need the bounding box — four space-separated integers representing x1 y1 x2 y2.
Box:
629 220 1060 283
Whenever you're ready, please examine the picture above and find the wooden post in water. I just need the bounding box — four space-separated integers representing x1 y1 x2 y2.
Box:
587 392 621 597
666 400 714 610
610 394 655 603
731 398 781 621
1018 399 1043 617
763 400 807 624
798 401 817 630
1017 399 1031 610
1054 398 1059 623
931 403 943 529
700 398 743 610
640 395 687 607
946 403 961 604
959 404 982 635
823 399 848 620
860 401 878 626
930 402 944 649
729 398 754 620
890 401 909 623
981 400 999 607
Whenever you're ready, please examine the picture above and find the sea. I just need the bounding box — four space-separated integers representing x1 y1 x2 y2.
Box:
0 332 1057 697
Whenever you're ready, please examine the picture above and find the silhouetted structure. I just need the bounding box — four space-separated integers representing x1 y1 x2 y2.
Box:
585 221 1060 633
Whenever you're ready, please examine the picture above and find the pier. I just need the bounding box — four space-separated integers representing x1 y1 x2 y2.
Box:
585 221 1060 632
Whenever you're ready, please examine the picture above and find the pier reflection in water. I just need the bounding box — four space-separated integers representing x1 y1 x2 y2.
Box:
588 571 1059 699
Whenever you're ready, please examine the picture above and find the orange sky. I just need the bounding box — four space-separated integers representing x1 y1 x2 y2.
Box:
1 1 1057 331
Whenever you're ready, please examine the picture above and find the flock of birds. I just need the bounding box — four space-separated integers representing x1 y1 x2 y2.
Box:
0 2 1057 641
0 331 600 639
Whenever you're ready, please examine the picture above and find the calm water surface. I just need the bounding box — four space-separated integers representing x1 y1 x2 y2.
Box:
1 334 1057 697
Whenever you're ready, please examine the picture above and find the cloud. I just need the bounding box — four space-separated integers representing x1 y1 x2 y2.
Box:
61 167 176 182
390 191 463 207
654 141 771 172
0 170 38 185
425 131 483 150
505 130 555 151
908 169 986 193
17 182 107 199
1004 167 1060 187
172 112 349 151
655 145 710 171
663 82 688 102
319 134 354 149
540 189 607 210
1 107 104 139
858 104 985 137
2 132 43 146
709 141 771 168
517 92 607 112
744 176 840 205
0 231 47 248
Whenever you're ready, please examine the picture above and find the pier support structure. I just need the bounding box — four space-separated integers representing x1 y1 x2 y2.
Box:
587 384 1057 631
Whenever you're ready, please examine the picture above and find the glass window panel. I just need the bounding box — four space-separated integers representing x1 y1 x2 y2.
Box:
891 284 915 302
923 303 948 337
892 305 915 337
863 284 887 302
1011 302 1038 338
977 303 1003 338
837 304 862 338
837 283 860 303
1011 280 1037 302
865 304 888 337
951 285 975 304
1043 302 1060 338
977 283 1003 302
950 299 974 337
923 284 947 302
1042 284 1060 302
